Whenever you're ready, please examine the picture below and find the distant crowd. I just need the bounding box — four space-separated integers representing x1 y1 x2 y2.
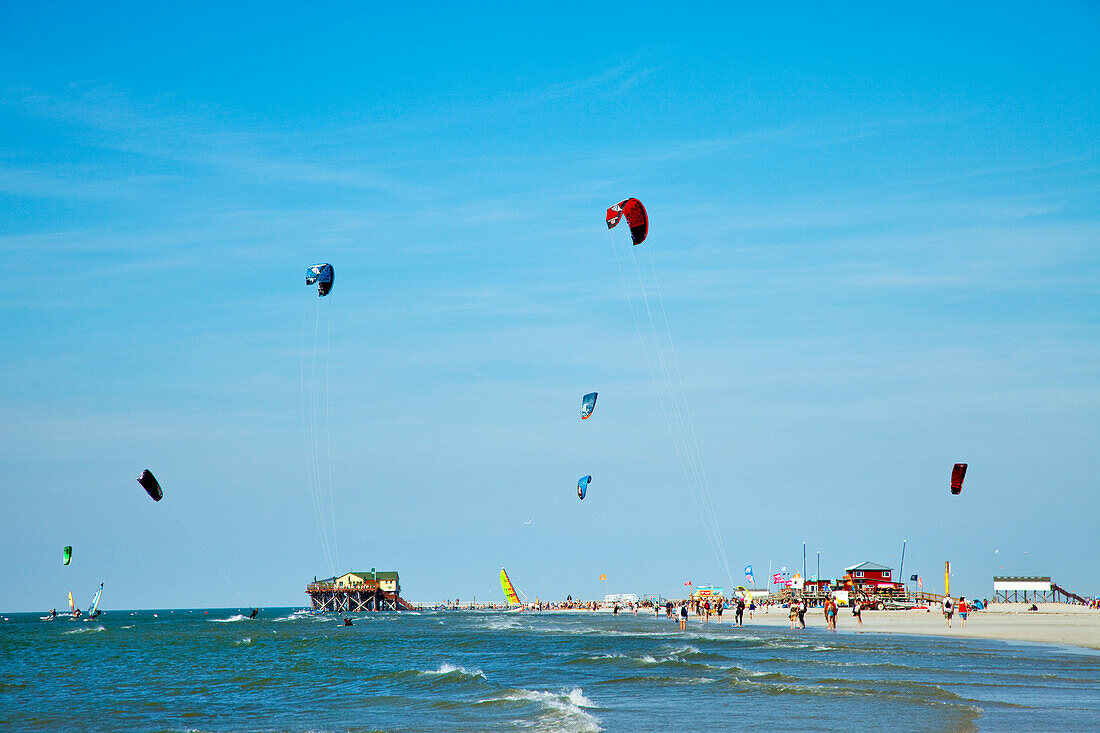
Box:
419 594 1100 617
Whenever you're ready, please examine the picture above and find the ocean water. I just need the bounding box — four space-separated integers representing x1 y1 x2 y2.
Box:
1 608 1098 732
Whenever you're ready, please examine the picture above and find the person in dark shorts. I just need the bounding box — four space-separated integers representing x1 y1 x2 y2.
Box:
735 597 745 626
715 598 724 624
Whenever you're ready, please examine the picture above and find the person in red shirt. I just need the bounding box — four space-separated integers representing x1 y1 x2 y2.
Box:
958 596 969 628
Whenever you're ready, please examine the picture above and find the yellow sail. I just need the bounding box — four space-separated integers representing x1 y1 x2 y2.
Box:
68 591 75 614
499 567 521 605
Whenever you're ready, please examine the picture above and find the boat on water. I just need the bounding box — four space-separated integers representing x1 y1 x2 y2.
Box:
500 568 525 611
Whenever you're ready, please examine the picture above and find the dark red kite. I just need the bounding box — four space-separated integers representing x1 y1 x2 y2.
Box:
606 198 648 245
951 463 967 495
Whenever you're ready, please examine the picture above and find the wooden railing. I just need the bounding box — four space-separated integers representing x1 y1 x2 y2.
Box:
308 582 386 592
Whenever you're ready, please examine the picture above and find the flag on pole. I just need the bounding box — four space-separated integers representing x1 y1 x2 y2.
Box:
744 565 754 585
684 581 692 586
772 573 783 584
599 574 606 581
917 576 923 589
910 574 918 582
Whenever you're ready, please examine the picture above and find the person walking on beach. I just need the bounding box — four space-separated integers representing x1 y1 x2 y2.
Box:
789 602 799 629
735 597 745 627
748 599 755 620
943 594 954 628
825 598 838 631
797 599 807 629
666 600 673 618
958 596 969 628
679 603 688 631
716 598 724 624
852 598 863 626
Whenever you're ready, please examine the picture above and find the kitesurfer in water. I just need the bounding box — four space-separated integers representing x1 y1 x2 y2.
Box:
343 616 353 626
249 608 258 620
48 608 57 619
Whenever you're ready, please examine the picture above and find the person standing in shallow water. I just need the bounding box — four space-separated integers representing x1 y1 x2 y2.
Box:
679 603 688 631
852 598 863 626
735 597 745 627
715 598 723 624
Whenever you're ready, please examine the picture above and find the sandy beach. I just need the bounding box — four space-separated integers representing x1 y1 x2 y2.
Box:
711 603 1100 650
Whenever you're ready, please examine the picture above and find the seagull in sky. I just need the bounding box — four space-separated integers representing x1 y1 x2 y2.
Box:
523 518 534 525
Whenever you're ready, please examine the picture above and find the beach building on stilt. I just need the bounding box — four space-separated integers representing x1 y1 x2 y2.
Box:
992 576 1089 604
307 569 414 612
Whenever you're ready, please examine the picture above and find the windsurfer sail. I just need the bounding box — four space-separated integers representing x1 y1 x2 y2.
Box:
68 591 75 617
88 583 103 617
499 567 522 606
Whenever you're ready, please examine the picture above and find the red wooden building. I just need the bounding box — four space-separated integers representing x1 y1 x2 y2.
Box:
843 561 904 592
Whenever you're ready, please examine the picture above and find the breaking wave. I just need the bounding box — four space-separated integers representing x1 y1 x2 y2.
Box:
478 687 601 732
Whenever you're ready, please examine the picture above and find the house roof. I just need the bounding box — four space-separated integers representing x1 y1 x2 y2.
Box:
845 561 892 572
317 571 401 583
348 571 399 580
993 576 1051 582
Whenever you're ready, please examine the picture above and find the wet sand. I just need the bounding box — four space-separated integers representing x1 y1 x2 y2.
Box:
719 603 1100 650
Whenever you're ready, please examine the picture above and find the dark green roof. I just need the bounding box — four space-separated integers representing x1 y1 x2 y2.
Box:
349 571 399 580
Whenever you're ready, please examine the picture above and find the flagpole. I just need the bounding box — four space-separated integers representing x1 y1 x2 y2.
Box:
899 539 906 582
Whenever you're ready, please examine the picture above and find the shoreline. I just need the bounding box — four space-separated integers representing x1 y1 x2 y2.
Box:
10 602 1099 652
665 603 1100 651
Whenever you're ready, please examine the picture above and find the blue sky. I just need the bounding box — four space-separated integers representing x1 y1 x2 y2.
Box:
1 3 1097 610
